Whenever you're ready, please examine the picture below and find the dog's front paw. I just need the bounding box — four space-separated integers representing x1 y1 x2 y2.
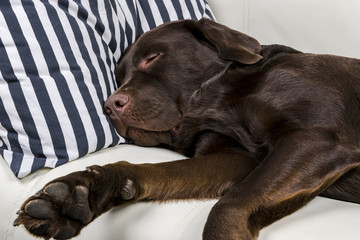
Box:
14 182 92 239
14 164 137 239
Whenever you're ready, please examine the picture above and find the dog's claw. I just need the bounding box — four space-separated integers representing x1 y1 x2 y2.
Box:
16 209 23 215
13 217 20 226
34 190 43 197
86 166 100 175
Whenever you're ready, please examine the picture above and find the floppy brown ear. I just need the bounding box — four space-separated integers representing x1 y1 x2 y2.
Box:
186 18 263 64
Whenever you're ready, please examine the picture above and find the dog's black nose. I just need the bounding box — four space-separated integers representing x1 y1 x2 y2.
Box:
105 93 129 115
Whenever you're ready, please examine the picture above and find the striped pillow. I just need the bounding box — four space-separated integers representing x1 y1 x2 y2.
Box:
0 0 214 178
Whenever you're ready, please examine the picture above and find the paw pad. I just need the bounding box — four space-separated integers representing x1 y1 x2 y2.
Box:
25 199 56 219
65 186 93 224
44 182 69 202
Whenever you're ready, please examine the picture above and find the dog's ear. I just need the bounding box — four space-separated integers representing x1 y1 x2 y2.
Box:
186 18 263 64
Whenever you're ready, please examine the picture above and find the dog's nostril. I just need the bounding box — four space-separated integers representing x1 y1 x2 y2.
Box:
114 94 129 108
105 107 112 115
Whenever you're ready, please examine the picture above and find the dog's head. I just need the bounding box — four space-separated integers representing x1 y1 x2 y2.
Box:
105 18 262 146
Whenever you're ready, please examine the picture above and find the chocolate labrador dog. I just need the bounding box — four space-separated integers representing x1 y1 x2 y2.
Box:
15 18 360 240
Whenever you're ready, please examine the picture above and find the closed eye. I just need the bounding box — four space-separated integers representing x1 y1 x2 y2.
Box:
140 53 161 69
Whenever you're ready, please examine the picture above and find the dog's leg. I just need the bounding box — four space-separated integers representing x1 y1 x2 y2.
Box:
14 150 257 239
203 130 360 240
321 166 360 203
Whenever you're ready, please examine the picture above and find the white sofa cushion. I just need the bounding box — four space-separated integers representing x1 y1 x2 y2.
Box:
2 145 359 240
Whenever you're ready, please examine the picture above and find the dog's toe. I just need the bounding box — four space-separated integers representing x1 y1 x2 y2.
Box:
64 186 93 224
24 199 56 219
53 223 77 240
27 222 51 237
43 182 69 202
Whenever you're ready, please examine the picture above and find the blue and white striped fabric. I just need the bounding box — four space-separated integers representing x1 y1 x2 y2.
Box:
0 0 214 178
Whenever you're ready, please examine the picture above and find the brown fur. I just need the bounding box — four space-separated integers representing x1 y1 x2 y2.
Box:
15 19 360 240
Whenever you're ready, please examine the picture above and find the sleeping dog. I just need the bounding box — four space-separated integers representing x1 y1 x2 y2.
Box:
15 18 360 240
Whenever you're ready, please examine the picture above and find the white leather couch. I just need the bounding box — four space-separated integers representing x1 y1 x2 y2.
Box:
1 0 360 239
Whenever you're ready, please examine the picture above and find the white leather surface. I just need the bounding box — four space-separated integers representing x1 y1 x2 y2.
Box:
2 145 360 240
2 1 360 239
208 0 360 58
